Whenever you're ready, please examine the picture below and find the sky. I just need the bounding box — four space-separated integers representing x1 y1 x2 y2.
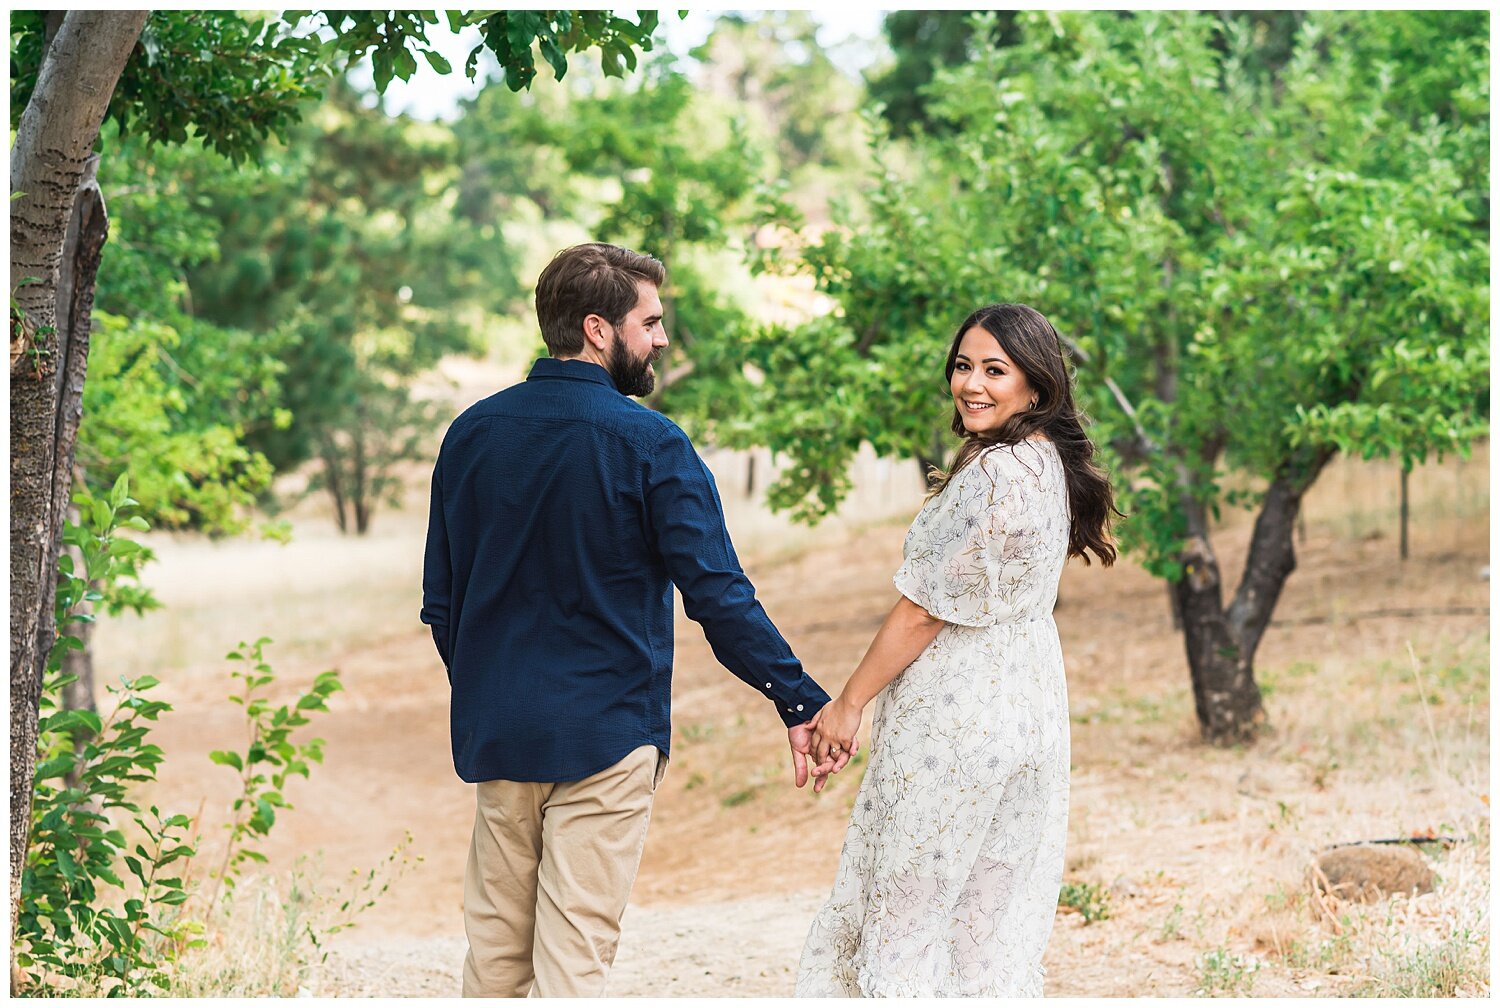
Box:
353 9 891 121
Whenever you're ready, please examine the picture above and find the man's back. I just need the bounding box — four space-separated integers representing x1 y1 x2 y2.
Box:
422 357 827 784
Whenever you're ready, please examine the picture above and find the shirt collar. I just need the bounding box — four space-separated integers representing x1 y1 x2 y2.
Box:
527 357 618 391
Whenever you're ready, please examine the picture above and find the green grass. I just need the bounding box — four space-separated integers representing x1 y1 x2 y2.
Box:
1194 947 1261 997
1057 881 1111 924
721 787 759 808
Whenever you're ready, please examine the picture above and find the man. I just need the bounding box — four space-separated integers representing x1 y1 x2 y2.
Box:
421 242 850 997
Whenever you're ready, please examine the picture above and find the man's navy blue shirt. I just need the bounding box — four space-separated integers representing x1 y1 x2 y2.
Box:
421 357 831 783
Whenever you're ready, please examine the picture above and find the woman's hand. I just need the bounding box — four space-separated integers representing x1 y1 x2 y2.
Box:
809 696 863 788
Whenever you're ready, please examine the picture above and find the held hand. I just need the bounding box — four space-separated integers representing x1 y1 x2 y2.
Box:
808 698 862 792
787 721 835 789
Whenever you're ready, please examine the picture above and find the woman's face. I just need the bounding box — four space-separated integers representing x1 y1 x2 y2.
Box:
950 326 1036 435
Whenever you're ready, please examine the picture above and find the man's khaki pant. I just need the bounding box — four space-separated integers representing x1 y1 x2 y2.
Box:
462 745 665 997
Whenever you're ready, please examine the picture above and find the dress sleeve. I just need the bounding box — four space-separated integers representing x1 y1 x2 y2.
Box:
892 444 1049 627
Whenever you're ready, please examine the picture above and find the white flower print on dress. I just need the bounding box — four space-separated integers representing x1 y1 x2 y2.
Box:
796 439 1071 997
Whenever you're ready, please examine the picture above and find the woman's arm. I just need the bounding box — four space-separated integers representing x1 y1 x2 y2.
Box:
809 594 946 772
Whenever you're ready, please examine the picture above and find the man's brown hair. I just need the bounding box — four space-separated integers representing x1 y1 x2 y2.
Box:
534 242 666 357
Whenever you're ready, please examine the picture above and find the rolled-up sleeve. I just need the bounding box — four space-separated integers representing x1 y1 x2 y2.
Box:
644 425 830 726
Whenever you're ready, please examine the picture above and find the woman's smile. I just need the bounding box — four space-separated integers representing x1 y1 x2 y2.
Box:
950 326 1036 433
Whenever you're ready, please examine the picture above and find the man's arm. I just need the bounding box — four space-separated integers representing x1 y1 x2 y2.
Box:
643 425 833 743
420 461 453 678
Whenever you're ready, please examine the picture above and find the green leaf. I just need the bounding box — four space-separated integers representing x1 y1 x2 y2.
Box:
109 473 130 510
34 755 75 781
107 538 144 559
372 47 395 94
392 45 418 82
539 37 567 79
422 49 452 74
209 750 244 771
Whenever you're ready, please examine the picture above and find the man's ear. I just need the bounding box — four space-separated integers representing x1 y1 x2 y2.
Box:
583 313 609 349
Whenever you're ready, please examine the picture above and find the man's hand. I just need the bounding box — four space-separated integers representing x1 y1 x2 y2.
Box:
788 721 837 789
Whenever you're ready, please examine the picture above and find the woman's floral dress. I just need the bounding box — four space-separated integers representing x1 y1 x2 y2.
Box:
797 439 1071 997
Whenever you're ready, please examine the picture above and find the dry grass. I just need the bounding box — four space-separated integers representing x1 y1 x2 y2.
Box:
1032 445 1490 997
163 836 421 996
165 876 323 997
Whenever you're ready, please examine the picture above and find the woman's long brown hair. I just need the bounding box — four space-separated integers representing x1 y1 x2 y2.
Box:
928 303 1120 566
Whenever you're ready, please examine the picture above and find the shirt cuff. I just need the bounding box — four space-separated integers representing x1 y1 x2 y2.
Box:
770 684 832 728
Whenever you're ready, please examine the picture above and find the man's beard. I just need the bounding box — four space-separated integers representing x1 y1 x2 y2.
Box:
606 339 660 398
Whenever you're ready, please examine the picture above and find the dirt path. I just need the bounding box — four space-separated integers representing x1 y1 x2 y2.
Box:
126 453 1489 997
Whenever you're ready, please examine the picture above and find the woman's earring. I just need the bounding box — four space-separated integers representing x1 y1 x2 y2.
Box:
1029 399 1038 410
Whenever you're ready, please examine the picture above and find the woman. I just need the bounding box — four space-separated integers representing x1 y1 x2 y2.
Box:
796 303 1118 997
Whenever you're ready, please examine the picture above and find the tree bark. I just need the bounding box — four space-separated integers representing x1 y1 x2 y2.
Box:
1175 533 1265 744
60 503 98 723
319 438 350 534
352 409 370 535
1177 448 1335 745
1226 449 1335 660
9 10 146 934
1399 464 1410 561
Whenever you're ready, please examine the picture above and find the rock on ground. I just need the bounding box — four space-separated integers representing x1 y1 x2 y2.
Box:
1312 844 1436 903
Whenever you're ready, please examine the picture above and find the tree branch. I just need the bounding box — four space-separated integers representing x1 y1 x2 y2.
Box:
1055 331 1159 458
1226 446 1336 656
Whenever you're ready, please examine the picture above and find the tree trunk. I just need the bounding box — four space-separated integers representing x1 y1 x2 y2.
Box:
1178 448 1335 745
60 501 98 718
915 432 947 489
9 10 146 934
60 512 99 795
1174 534 1264 744
318 434 350 533
61 604 98 790
1399 464 1410 561
352 417 370 535
60 499 98 791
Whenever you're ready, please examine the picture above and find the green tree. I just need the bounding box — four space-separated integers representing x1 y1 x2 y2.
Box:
88 124 291 535
691 12 865 178
185 80 496 533
867 11 1305 138
513 56 770 425
867 11 1017 136
747 10 1488 742
45 124 300 733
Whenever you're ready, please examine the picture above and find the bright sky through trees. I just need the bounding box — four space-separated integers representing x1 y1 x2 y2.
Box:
354 8 890 120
